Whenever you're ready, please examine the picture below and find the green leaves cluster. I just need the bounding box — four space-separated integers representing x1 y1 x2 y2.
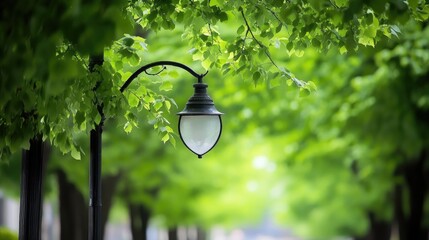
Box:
1 0 427 161
249 21 429 239
128 0 428 94
0 0 133 159
104 35 177 145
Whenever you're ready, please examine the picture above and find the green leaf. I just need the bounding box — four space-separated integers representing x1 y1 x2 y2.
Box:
169 135 176 147
94 113 102 125
358 35 374 47
253 71 261 82
192 17 206 31
144 95 155 103
124 122 132 133
166 126 174 133
312 38 321 48
75 111 85 128
130 53 140 66
122 36 135 47
334 0 349 7
168 71 179 78
307 81 318 91
154 102 163 111
128 94 139 107
165 100 172 111
237 25 245 34
71 147 81 160
287 42 294 51
137 86 147 96
210 0 224 6
219 12 228 22
408 0 418 9
359 15 378 47
160 81 173 91
298 88 311 97
162 133 170 143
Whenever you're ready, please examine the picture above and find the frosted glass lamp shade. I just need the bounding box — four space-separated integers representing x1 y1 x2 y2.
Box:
179 115 222 158
177 82 223 158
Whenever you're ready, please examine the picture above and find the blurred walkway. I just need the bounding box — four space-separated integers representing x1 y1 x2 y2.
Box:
0 195 300 240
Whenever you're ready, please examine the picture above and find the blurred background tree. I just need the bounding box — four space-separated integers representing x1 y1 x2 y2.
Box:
1 0 428 240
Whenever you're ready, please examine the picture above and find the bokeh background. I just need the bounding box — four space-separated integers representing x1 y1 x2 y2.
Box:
1 1 429 240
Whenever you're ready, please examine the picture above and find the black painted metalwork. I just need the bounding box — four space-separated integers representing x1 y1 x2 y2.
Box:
89 124 103 240
86 60 220 240
89 54 104 240
120 61 207 93
177 83 223 158
177 83 223 115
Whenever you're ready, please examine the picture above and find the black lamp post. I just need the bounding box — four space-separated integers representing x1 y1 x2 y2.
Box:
89 61 223 240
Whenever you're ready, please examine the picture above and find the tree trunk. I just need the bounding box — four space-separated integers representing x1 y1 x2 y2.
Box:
394 183 406 240
0 192 4 226
354 212 391 240
129 204 144 240
395 150 429 240
196 227 207 240
403 150 428 240
57 169 121 240
168 227 178 240
19 135 46 240
128 204 151 240
101 173 122 240
57 169 88 240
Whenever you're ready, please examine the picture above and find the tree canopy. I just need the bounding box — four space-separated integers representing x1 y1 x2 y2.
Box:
1 0 428 159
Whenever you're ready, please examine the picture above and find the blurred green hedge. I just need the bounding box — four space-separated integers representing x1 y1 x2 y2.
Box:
0 227 18 240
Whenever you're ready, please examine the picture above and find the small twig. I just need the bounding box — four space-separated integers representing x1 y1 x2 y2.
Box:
75 54 89 71
260 2 287 30
207 24 215 46
207 23 222 53
240 9 280 69
328 0 339 9
240 9 307 88
241 29 250 53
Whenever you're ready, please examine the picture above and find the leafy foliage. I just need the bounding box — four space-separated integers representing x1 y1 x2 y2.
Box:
1 0 427 160
0 0 133 159
253 21 429 238
132 0 428 89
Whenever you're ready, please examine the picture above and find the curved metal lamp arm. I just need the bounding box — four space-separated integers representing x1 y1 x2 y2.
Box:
120 61 208 93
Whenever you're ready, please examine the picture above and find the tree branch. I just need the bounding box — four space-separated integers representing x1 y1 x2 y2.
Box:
240 9 279 69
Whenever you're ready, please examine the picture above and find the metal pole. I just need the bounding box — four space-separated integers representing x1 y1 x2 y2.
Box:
19 135 44 240
89 123 102 240
89 54 104 240
86 59 207 240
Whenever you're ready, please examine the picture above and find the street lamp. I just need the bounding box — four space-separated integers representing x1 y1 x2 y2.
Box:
178 82 223 158
89 60 223 240
120 61 223 158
